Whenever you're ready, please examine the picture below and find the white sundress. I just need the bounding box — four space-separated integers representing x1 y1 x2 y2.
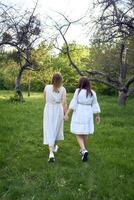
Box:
69 89 101 135
43 85 66 146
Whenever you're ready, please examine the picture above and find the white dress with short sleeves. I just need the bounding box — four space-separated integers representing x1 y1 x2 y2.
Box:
69 89 101 135
43 85 66 145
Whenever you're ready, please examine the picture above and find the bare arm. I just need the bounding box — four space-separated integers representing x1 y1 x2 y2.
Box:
95 113 100 124
64 89 78 120
61 88 68 114
64 108 73 121
62 98 67 115
66 108 72 115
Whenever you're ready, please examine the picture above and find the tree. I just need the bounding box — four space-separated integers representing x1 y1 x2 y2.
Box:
50 5 134 106
0 1 41 100
87 0 134 105
29 42 56 90
51 42 89 92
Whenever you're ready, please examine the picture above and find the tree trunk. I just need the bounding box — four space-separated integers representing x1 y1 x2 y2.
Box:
118 90 128 106
15 67 25 101
27 71 31 97
28 83 31 97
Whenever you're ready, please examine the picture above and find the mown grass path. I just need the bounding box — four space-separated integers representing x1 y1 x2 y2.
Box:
0 91 134 200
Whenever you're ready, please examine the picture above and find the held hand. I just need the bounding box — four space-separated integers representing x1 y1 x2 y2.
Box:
64 114 69 121
96 116 100 125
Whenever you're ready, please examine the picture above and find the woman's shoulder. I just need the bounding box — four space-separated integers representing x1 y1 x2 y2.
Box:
91 89 96 94
61 86 66 92
44 84 52 91
74 88 79 94
75 88 86 94
91 90 97 97
75 88 79 92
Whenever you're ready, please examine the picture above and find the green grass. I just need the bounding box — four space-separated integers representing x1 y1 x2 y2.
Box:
0 90 134 200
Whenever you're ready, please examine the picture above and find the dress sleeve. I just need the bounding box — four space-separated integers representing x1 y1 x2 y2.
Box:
44 85 47 93
92 91 101 114
69 89 78 110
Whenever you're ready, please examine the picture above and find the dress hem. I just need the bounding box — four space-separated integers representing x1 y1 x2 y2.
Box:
43 138 64 145
71 132 94 135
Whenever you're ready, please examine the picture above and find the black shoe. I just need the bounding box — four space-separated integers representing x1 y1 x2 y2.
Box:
48 157 55 163
48 152 55 163
82 150 88 162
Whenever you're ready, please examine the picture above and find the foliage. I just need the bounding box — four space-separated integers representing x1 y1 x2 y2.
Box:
0 43 90 93
9 93 25 103
0 39 134 95
0 52 18 90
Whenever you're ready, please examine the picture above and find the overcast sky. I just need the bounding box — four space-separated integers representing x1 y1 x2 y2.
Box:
4 0 95 45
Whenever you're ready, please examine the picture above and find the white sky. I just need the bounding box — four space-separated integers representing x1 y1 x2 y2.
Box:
4 0 95 45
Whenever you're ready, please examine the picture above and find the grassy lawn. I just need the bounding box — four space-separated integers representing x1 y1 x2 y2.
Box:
0 90 134 200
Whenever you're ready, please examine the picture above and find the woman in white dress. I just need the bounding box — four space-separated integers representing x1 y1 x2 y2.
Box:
43 73 67 162
65 77 101 162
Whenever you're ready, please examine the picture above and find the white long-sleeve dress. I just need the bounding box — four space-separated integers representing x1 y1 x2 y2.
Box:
69 89 101 135
43 85 66 146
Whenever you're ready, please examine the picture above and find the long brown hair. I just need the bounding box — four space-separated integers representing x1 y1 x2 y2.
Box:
52 73 62 87
78 77 92 97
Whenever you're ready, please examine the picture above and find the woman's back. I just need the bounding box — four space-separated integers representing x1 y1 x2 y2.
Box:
77 89 94 105
45 84 66 104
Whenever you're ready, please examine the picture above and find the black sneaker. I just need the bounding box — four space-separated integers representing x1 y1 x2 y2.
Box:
82 150 88 162
48 152 55 163
48 157 55 163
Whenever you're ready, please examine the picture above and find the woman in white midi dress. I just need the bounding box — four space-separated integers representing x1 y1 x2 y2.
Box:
43 73 67 162
65 77 101 162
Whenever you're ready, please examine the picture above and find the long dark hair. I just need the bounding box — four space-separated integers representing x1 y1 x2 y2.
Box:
78 77 92 97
